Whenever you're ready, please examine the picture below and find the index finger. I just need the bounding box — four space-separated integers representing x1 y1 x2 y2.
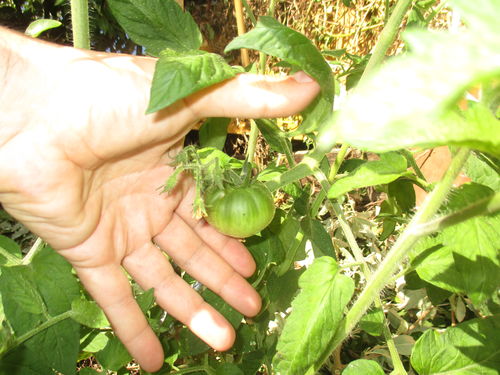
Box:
185 72 321 119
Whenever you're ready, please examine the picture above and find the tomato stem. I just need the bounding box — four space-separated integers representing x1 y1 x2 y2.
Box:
70 0 90 50
360 0 413 81
313 168 408 374
21 237 44 265
321 148 471 370
327 143 349 182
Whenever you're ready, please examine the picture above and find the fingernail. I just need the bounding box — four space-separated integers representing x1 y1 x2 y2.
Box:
292 71 314 83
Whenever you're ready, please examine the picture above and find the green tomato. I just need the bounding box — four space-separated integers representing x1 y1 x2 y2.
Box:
204 181 276 238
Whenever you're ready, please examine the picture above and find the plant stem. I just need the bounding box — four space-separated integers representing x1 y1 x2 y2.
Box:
70 0 90 49
246 120 259 165
264 157 318 192
328 144 349 182
321 148 470 367
384 0 391 24
22 237 43 265
360 0 413 81
382 321 407 375
310 190 326 218
401 149 427 181
240 0 257 25
314 169 407 374
166 365 215 374
425 0 449 26
315 0 412 157
268 0 278 16
0 245 22 266
416 191 500 237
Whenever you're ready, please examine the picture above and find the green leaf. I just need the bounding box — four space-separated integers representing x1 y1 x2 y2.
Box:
136 287 155 314
411 315 500 374
232 324 258 354
393 334 415 356
0 320 15 356
225 16 334 133
276 217 306 275
266 269 304 314
359 307 384 337
162 166 185 193
95 334 132 371
411 184 500 305
197 147 243 170
0 247 80 375
31 246 80 316
0 234 22 266
25 19 62 37
199 117 230 150
317 0 500 156
71 299 109 329
328 152 408 198
0 266 45 317
438 184 500 304
342 359 385 375
464 152 500 191
107 0 202 55
28 319 79 375
411 237 462 295
81 331 110 353
300 217 336 258
79 369 101 375
255 119 292 154
404 271 452 304
202 289 243 329
388 178 416 213
273 257 355 375
239 349 266 375
216 363 245 375
258 164 301 198
28 246 80 375
178 328 209 357
0 349 53 375
225 17 333 98
426 283 452 305
147 49 237 113
246 231 286 276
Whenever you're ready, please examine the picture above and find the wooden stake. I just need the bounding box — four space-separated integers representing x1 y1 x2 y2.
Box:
175 0 184 9
233 0 250 66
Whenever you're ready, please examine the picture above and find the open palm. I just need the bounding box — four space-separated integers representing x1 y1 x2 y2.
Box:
0 41 320 372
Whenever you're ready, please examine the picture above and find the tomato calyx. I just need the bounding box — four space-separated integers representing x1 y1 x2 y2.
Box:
162 146 276 237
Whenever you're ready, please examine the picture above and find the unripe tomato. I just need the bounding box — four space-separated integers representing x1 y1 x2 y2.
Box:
204 181 276 238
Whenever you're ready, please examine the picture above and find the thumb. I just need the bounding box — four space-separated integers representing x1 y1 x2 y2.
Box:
185 71 321 119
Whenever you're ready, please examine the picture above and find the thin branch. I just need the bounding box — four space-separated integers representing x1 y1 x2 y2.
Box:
414 191 500 237
22 237 43 265
70 0 90 49
322 148 470 369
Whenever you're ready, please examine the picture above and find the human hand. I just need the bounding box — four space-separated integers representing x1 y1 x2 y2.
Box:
0 30 320 372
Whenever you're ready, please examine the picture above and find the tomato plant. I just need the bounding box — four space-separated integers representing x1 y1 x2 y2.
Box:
1 0 499 374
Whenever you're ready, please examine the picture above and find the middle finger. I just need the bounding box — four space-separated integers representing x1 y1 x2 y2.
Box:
153 213 261 317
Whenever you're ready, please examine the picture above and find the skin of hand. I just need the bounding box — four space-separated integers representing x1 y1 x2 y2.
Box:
0 28 320 372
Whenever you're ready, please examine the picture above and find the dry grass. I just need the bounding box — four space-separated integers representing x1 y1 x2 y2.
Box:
188 0 450 60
